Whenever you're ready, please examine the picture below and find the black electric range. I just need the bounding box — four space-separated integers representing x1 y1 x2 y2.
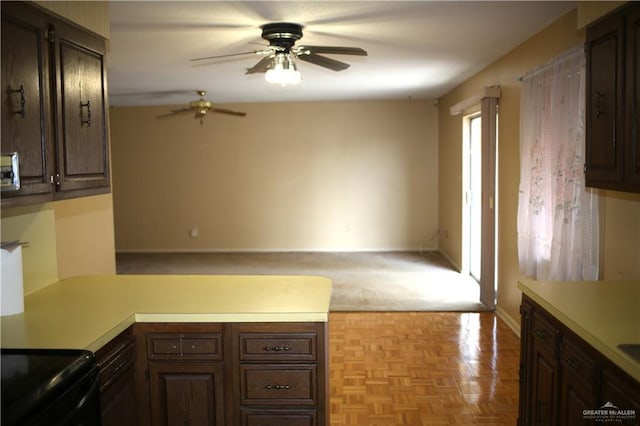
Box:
1 348 102 426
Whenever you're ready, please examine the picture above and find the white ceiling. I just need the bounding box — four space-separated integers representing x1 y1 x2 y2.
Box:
107 1 575 107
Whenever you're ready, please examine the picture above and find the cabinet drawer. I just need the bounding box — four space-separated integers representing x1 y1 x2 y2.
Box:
241 365 317 405
147 333 223 360
239 333 317 361
241 408 317 426
560 336 600 391
532 311 559 354
96 333 135 393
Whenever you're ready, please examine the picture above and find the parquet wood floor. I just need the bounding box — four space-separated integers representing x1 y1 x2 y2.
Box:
328 312 521 425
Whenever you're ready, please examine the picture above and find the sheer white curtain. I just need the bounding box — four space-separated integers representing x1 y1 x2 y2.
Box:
517 47 599 281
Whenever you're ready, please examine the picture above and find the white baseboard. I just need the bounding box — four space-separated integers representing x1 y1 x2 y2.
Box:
495 305 521 338
115 248 443 254
439 250 462 272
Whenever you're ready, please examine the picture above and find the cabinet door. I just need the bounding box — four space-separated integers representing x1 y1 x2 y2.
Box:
149 362 225 426
518 299 534 426
531 349 558 425
585 10 625 188
1 3 54 197
50 19 110 193
558 337 600 426
96 328 137 426
626 5 640 188
101 364 137 426
530 312 560 425
600 368 640 426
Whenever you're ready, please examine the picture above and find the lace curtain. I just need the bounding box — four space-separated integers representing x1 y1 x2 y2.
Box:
517 47 599 281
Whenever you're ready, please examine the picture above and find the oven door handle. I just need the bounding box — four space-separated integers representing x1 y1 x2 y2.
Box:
75 372 100 410
55 369 101 425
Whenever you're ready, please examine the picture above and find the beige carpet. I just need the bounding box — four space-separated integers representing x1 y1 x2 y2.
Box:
116 251 487 312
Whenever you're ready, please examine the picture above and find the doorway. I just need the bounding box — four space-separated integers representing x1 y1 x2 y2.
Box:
460 95 498 310
463 114 482 284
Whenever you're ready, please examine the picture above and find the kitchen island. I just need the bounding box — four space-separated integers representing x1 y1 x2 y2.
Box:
1 274 332 426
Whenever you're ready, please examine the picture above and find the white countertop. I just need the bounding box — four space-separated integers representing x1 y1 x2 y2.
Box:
518 279 640 382
0 274 332 352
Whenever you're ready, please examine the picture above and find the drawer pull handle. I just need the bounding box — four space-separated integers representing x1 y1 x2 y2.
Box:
534 329 548 339
594 91 604 118
265 384 292 390
80 100 92 126
7 85 26 117
564 358 578 370
263 345 291 352
111 361 128 377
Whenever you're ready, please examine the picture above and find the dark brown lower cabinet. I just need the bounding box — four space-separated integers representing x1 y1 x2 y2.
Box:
148 362 225 426
519 295 640 426
232 322 327 426
241 409 317 426
95 327 137 426
132 321 328 426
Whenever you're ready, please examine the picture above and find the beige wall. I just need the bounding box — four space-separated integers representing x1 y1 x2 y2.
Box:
35 1 109 38
1 195 116 289
438 8 640 328
577 1 626 29
110 100 439 252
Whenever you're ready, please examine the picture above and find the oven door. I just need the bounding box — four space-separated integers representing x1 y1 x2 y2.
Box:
1 349 102 426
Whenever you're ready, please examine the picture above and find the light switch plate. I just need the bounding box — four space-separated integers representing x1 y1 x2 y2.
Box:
1 153 20 191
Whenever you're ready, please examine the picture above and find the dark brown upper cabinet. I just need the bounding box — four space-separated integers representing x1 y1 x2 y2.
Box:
1 3 54 198
585 2 640 193
1 2 110 207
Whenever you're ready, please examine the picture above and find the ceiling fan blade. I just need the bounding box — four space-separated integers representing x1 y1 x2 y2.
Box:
297 53 350 71
156 108 193 118
191 50 266 62
297 45 367 56
245 55 274 74
211 107 247 117
112 90 194 97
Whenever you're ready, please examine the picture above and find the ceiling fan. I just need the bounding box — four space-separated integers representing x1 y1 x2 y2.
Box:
156 90 246 123
191 22 367 84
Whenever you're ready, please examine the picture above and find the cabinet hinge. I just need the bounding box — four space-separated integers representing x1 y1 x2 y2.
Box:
46 28 55 42
584 164 588 173
50 174 60 186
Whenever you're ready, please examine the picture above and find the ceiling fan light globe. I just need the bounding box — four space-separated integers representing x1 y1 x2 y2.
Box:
265 53 301 85
265 68 301 85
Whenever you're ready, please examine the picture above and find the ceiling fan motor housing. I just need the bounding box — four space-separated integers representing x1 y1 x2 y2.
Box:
261 22 303 51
